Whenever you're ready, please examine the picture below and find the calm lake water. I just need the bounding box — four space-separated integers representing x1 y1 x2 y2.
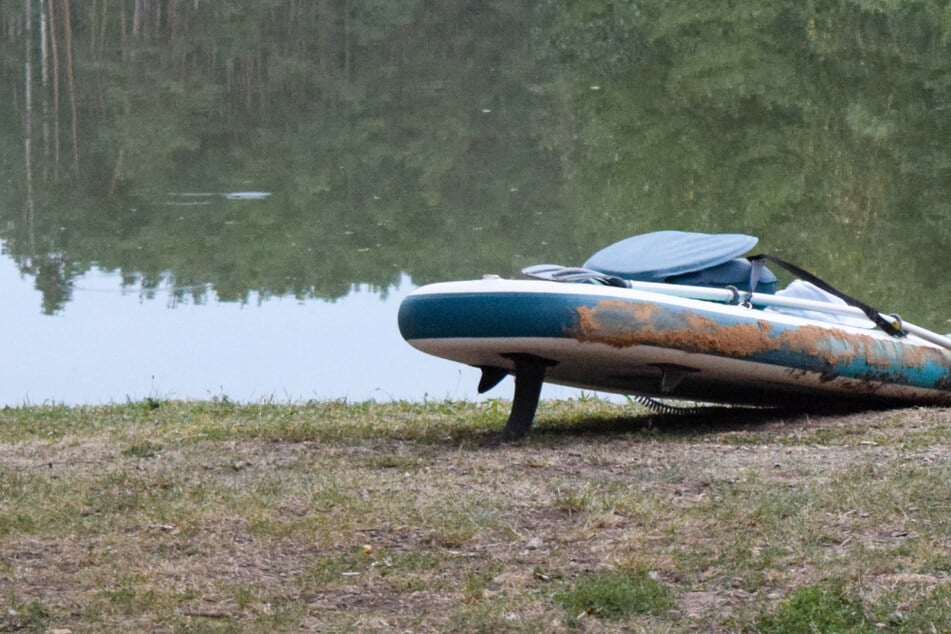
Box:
0 255 585 404
2 2 950 406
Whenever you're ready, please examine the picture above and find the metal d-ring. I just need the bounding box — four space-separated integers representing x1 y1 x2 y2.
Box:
724 285 753 308
724 285 741 305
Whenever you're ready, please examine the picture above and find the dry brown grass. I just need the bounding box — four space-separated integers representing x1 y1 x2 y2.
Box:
1 399 951 632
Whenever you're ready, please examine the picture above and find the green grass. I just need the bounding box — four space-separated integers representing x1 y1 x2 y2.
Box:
756 579 875 633
555 568 676 623
1 400 951 631
0 598 51 631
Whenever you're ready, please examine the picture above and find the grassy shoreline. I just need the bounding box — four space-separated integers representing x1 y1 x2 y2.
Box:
2 399 950 632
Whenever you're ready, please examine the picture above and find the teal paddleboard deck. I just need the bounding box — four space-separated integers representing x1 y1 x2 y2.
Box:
399 231 951 438
398 278 951 437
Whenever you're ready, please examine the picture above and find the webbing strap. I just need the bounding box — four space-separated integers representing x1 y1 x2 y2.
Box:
749 254 906 338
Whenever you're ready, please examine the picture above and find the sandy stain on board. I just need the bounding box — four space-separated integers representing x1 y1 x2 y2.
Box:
572 299 951 378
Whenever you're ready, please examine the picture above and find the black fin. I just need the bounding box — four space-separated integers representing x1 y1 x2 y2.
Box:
499 354 557 441
477 366 509 393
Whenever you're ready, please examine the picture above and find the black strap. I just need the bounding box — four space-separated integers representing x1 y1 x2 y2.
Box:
749 254 906 338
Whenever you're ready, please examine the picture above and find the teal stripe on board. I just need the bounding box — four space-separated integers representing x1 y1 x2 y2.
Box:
398 290 951 392
398 292 581 340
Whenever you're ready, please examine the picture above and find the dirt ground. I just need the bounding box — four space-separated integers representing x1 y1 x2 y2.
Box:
2 402 950 632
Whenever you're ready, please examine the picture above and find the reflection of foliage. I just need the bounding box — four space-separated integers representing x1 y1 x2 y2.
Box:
539 0 951 326
1 0 570 313
0 1 949 327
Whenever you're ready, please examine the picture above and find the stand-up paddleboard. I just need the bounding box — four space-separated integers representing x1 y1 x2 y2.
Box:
398 232 951 439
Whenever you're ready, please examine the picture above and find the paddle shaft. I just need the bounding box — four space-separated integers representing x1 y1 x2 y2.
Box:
625 280 951 353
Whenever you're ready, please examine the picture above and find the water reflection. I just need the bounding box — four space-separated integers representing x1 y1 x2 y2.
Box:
164 191 273 206
2 1 950 404
0 256 587 406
